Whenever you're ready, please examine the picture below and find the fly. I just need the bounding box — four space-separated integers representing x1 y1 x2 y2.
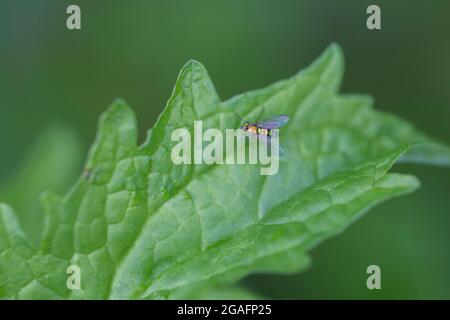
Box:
240 114 289 155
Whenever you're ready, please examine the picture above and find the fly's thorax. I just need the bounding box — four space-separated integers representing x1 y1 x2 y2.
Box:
247 125 258 134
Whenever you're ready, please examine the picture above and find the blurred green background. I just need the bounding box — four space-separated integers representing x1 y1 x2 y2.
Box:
0 0 449 299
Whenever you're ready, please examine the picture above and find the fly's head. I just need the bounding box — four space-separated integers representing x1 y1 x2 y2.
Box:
240 121 249 132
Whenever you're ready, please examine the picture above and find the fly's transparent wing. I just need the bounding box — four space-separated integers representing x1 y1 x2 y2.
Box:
258 115 289 129
258 133 285 156
240 127 285 156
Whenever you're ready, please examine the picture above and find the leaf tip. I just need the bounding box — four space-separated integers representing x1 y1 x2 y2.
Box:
376 173 421 195
297 43 345 93
327 42 343 55
178 59 210 80
98 99 137 133
86 99 138 168
324 42 344 73
183 59 206 69
107 98 133 116
97 99 137 144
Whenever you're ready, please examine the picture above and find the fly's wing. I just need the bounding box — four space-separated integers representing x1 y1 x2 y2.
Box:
258 115 289 129
258 134 285 156
241 127 285 156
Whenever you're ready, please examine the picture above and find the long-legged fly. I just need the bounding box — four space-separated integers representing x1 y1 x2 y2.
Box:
240 114 289 155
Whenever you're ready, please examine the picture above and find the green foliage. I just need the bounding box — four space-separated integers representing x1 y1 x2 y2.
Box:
0 126 82 244
1 44 449 299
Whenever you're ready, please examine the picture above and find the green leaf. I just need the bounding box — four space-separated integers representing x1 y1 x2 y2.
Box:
0 125 82 244
1 44 449 299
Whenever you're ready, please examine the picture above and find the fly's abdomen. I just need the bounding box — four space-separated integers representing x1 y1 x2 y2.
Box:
259 128 269 136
